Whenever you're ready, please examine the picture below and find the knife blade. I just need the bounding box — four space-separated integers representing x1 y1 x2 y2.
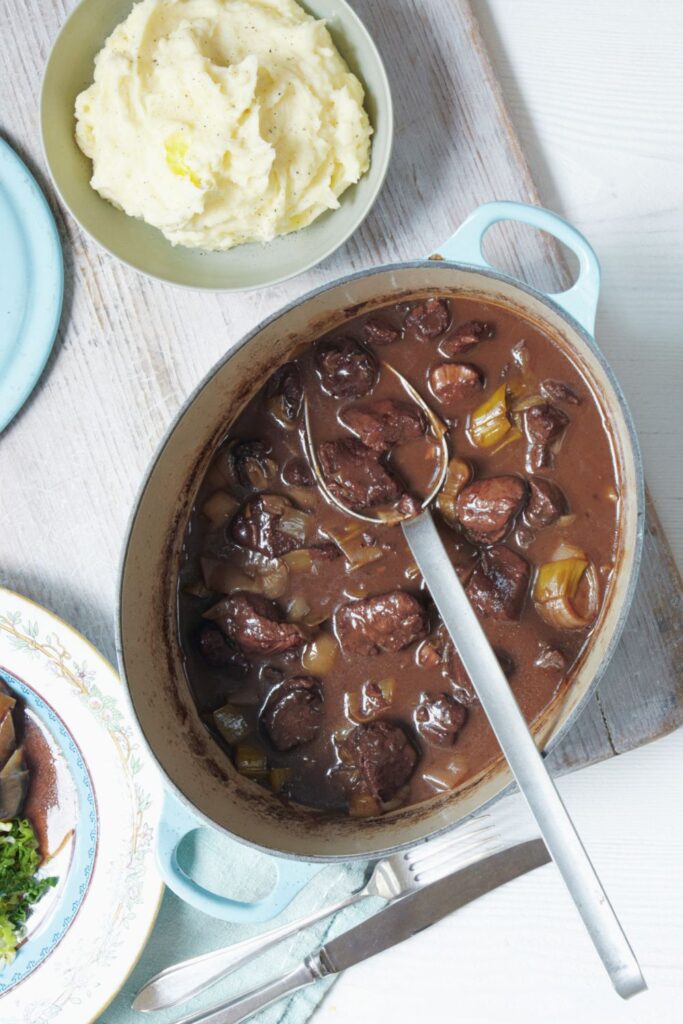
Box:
318 837 549 974
177 839 550 1024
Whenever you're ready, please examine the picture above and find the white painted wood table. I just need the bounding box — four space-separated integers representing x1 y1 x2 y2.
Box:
0 0 682 1021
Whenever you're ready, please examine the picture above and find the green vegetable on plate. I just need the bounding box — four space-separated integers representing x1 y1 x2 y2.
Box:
0 818 57 967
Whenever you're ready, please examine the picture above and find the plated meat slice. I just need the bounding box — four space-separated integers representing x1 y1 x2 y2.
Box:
346 721 418 801
335 590 429 656
415 693 467 747
521 403 569 470
261 677 322 751
231 494 304 558
341 399 427 452
363 318 401 346
455 475 528 544
438 320 495 357
405 298 450 338
196 621 249 675
466 546 530 621
429 362 484 404
524 475 568 527
316 337 378 398
318 438 402 511
204 592 306 655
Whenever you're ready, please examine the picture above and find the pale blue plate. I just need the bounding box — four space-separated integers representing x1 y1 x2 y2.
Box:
0 137 63 433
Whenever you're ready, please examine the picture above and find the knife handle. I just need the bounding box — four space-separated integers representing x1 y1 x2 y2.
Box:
174 960 324 1024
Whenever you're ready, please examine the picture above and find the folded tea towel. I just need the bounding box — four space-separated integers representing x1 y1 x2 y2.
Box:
101 824 372 1024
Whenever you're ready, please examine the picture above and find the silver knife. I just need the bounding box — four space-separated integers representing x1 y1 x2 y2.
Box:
174 839 550 1024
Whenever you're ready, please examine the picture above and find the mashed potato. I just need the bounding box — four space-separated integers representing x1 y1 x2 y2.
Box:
75 0 372 250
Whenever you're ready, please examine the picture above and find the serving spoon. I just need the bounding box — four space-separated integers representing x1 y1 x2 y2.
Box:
304 365 646 999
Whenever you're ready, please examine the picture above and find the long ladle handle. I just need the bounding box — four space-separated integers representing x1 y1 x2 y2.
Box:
402 511 645 999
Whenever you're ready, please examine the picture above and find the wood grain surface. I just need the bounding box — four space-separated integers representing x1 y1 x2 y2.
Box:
0 0 680 774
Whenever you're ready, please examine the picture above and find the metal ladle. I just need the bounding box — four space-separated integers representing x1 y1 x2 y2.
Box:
304 363 645 999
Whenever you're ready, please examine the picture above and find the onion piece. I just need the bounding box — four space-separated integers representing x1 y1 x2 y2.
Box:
286 595 311 623
201 553 289 599
324 522 383 570
302 634 338 675
468 384 512 448
348 792 381 818
277 507 312 544
282 549 314 572
201 491 239 528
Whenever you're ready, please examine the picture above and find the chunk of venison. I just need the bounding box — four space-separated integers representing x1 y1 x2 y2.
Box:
418 624 477 704
439 320 495 357
429 362 484 405
335 590 429 656
341 399 427 452
346 721 418 801
231 494 302 558
416 693 467 747
316 338 378 399
281 457 313 487
455 476 528 545
265 362 303 422
363 318 401 346
318 438 402 511
466 546 530 621
540 379 581 405
405 298 450 338
205 592 306 655
521 403 569 470
261 677 322 751
231 441 275 489
196 621 249 675
525 476 568 528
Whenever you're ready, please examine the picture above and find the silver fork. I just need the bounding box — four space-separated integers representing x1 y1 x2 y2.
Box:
133 808 527 1013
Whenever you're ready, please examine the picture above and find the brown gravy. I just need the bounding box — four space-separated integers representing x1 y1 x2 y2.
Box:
178 294 619 816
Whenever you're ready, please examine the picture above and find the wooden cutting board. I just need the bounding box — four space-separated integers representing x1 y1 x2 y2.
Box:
0 0 680 776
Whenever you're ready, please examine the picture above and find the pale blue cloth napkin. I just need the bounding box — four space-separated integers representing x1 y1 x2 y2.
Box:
100 827 374 1024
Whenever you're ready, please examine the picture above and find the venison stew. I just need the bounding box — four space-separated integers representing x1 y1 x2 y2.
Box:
178 294 620 818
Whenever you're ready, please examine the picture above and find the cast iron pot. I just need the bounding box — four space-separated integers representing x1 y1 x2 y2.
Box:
117 202 644 923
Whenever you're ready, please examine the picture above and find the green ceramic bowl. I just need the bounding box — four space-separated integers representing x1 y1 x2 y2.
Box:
41 0 393 291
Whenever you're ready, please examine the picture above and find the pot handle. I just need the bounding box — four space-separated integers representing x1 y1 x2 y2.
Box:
433 201 601 335
155 792 322 922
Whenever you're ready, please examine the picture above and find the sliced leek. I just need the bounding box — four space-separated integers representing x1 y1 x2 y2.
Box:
437 457 471 525
468 384 512 448
235 744 268 778
533 549 599 629
269 768 291 793
213 704 250 745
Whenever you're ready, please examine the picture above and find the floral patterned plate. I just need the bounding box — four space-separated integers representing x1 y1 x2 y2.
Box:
0 587 163 1024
